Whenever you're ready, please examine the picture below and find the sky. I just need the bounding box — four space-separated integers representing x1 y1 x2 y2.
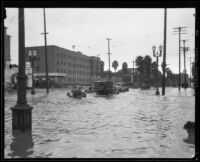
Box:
4 8 195 74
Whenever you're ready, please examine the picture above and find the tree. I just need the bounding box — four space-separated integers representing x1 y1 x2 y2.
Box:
143 55 152 82
135 56 143 87
151 61 157 86
112 60 119 73
122 62 128 73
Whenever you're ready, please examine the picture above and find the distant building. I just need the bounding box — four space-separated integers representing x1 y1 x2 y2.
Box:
117 68 140 83
25 45 104 87
101 68 140 85
170 73 189 87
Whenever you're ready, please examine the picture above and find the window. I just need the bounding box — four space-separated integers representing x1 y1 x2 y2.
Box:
57 60 59 65
57 69 59 72
68 63 71 67
61 61 63 65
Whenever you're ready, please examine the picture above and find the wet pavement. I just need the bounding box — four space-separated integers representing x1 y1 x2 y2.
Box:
4 87 195 158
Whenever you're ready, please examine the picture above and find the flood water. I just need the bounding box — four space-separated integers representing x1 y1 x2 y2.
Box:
4 87 195 158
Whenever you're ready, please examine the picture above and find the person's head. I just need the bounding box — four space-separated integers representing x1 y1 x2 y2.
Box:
183 121 195 135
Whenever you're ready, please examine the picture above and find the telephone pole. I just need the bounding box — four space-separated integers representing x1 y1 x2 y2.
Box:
162 8 167 95
181 39 189 89
173 26 187 91
132 61 135 86
41 8 49 94
106 38 111 81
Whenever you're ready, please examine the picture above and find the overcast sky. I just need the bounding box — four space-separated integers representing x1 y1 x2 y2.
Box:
5 8 195 74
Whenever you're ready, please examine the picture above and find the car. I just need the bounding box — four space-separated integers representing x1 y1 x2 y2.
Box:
114 82 129 92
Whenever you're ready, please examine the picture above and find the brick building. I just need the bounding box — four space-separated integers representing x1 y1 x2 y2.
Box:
25 45 104 86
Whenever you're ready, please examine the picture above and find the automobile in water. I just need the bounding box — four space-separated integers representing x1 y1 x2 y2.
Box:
93 81 115 95
67 86 86 99
114 82 129 92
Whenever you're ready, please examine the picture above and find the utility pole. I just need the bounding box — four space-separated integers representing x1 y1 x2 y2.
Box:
106 38 111 81
173 26 187 91
181 39 189 89
162 8 167 95
188 57 194 88
42 8 49 94
132 61 135 87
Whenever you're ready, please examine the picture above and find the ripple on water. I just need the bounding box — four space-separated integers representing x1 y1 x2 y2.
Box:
4 88 195 158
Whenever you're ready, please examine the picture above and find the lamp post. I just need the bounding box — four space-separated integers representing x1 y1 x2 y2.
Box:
28 50 37 95
152 44 163 95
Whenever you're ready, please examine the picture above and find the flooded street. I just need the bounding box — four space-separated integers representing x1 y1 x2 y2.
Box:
4 87 195 158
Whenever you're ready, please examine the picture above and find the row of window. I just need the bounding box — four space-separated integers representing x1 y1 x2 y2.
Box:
56 69 91 75
67 77 90 82
56 60 91 69
57 53 90 63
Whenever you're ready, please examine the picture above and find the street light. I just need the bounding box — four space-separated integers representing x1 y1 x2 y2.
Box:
28 50 37 95
152 44 163 95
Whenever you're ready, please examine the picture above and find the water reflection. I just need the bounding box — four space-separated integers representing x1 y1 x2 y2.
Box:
4 88 195 158
8 131 34 158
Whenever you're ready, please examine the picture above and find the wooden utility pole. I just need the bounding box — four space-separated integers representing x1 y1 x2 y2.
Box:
181 39 189 89
173 26 187 91
42 8 49 94
132 61 135 86
106 38 111 81
162 8 167 95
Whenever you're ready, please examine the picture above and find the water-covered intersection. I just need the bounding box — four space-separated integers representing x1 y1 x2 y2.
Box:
4 87 195 158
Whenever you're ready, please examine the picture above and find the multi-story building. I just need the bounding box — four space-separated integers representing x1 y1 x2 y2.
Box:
25 45 104 87
4 27 32 89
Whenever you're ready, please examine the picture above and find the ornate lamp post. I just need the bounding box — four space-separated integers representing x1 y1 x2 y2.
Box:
28 50 37 95
152 44 163 95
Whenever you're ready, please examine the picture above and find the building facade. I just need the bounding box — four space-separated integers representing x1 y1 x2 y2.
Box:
4 27 32 90
25 45 104 87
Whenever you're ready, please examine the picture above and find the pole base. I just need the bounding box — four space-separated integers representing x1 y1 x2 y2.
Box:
10 104 33 132
155 90 160 95
31 91 35 95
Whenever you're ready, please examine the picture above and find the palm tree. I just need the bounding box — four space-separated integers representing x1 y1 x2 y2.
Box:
143 55 152 84
135 56 143 87
112 60 119 73
151 61 157 86
122 62 128 73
